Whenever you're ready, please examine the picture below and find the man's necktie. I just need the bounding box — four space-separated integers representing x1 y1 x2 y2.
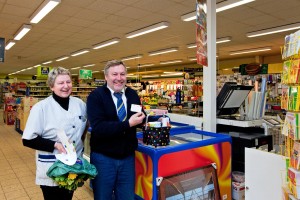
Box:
114 92 127 122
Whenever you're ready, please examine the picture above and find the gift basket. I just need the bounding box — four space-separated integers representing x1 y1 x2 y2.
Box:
142 114 171 147
47 156 97 191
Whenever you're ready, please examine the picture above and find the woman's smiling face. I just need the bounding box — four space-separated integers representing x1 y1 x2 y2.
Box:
50 74 72 98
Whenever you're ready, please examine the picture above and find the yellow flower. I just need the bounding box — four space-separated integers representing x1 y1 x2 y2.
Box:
68 173 77 180
58 181 67 186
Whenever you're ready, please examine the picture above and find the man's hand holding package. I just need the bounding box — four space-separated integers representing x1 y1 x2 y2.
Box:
129 112 145 127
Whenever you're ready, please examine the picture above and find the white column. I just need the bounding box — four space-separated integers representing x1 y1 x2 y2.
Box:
203 0 217 132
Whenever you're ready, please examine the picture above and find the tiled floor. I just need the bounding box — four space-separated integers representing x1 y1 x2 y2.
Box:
0 110 94 200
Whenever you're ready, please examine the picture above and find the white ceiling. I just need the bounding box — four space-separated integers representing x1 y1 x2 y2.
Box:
0 0 299 76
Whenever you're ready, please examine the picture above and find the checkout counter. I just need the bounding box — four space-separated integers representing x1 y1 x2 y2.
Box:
83 122 232 200
166 82 273 173
216 117 272 172
135 126 232 200
168 112 273 173
83 82 271 198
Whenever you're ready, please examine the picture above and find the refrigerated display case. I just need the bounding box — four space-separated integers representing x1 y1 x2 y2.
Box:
135 127 232 200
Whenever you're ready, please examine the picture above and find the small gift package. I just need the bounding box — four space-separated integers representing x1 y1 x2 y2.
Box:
142 115 171 147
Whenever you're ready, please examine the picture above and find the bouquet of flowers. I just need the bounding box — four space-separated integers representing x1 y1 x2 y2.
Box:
47 156 97 191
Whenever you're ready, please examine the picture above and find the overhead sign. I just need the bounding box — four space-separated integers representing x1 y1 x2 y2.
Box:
240 64 268 75
0 38 5 62
79 69 92 79
196 0 208 66
37 66 52 79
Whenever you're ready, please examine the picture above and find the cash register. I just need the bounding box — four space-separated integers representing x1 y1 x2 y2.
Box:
216 82 273 172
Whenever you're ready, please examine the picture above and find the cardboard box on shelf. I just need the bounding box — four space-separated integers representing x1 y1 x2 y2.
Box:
18 97 37 131
22 97 38 112
232 181 245 200
20 112 29 132
16 110 22 119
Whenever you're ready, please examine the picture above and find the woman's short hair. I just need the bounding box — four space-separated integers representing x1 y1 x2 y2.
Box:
47 67 71 87
104 60 126 75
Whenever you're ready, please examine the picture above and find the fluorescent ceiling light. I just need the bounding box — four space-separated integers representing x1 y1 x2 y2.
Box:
189 55 218 61
93 71 100 73
247 22 300 37
217 36 232 43
142 75 160 78
160 60 183 65
121 54 142 61
42 61 52 64
56 56 69 61
71 67 80 70
93 38 120 49
181 12 196 22
216 0 255 12
30 0 61 24
230 46 271 55
5 40 16 50
187 43 197 48
14 24 32 40
187 36 231 48
149 47 178 56
138 63 154 67
126 21 169 38
83 64 95 68
33 64 41 68
189 57 197 61
161 73 183 77
26 67 33 70
71 74 78 76
71 49 90 56
181 0 255 21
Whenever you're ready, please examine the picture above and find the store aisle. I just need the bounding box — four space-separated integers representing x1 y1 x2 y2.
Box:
0 110 93 200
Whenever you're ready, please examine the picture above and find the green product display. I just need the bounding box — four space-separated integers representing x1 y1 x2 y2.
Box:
79 69 92 79
47 156 97 191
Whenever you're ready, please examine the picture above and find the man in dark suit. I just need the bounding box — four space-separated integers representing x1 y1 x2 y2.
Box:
87 60 145 200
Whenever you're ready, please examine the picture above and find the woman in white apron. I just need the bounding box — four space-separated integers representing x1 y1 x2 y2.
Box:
22 67 88 200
